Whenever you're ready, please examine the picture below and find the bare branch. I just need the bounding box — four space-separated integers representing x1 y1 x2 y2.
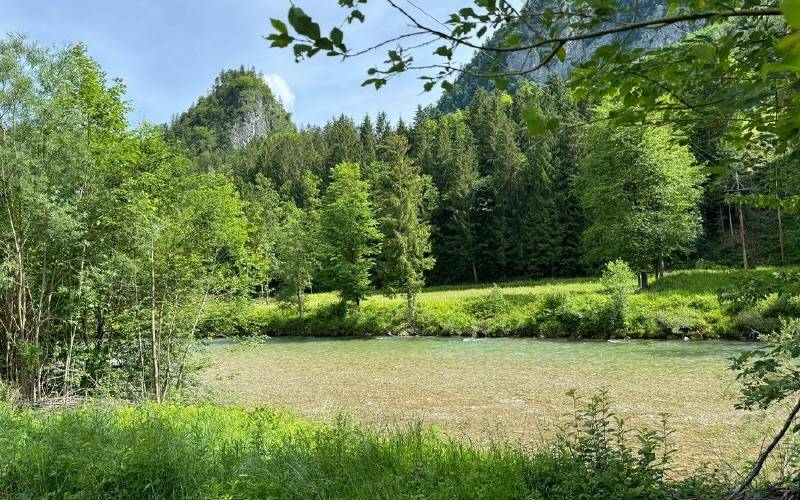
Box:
383 1 781 55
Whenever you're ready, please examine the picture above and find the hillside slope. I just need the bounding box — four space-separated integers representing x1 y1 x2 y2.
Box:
165 67 293 164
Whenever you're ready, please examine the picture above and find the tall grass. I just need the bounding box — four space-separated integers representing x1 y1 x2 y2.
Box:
200 269 790 339
0 398 733 499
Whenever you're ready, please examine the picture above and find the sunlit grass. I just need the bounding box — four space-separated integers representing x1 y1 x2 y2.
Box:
0 400 736 498
203 268 789 339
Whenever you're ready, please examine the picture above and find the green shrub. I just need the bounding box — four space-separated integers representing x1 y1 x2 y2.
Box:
532 291 582 337
655 309 702 337
600 260 639 335
469 284 511 319
695 258 719 270
762 293 800 319
734 308 780 338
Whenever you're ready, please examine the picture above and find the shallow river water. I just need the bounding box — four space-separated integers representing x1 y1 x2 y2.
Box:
200 337 772 471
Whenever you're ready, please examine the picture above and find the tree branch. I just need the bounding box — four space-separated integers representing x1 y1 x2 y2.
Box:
728 396 800 499
384 1 782 55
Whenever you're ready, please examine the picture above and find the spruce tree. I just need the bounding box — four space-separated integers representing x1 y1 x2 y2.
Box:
467 89 527 280
373 135 434 331
375 111 393 159
431 112 481 283
358 114 377 166
322 115 363 175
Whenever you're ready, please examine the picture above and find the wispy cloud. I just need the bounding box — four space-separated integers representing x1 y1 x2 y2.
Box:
263 73 295 111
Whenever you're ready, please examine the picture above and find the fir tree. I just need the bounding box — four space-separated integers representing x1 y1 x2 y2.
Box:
374 135 435 331
319 162 382 309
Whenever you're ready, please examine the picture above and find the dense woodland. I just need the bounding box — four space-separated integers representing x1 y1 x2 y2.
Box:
168 66 799 284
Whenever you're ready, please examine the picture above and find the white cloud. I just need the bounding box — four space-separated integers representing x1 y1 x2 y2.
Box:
263 73 295 111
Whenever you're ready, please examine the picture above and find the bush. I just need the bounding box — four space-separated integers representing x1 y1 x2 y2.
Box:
469 284 511 319
695 258 719 270
533 291 582 337
734 308 780 338
655 309 704 337
600 260 639 335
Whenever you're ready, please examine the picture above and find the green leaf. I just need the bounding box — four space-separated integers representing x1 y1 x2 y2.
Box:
266 33 294 48
330 27 344 47
594 43 619 59
349 9 365 23
494 76 509 91
702 165 729 176
435 45 453 59
362 78 387 90
783 0 800 29
691 42 715 62
270 18 288 34
556 46 567 62
288 5 321 40
522 103 548 135
314 38 334 51
293 44 313 59
441 81 454 92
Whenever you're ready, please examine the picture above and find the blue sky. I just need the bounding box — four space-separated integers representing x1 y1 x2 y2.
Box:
2 0 473 127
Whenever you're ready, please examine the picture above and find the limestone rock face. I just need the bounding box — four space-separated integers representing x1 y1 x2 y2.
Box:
228 94 289 149
437 0 693 112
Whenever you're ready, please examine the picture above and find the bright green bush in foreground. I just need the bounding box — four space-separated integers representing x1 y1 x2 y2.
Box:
0 396 736 499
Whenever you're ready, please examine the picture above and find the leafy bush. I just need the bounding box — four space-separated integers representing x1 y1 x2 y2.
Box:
719 271 800 314
655 309 704 337
600 260 639 334
533 291 582 336
469 284 511 319
733 308 780 338
695 258 720 270
762 293 800 319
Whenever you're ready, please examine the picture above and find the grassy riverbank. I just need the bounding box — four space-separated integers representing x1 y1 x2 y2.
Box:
0 400 744 499
200 268 787 339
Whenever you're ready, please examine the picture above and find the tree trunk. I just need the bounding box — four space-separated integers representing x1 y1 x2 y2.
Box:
63 326 77 398
297 287 304 323
638 271 649 290
149 247 161 403
738 203 748 272
407 292 417 335
728 205 735 240
777 203 785 269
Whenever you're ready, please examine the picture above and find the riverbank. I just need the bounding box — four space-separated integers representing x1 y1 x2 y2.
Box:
199 268 786 340
0 400 747 498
